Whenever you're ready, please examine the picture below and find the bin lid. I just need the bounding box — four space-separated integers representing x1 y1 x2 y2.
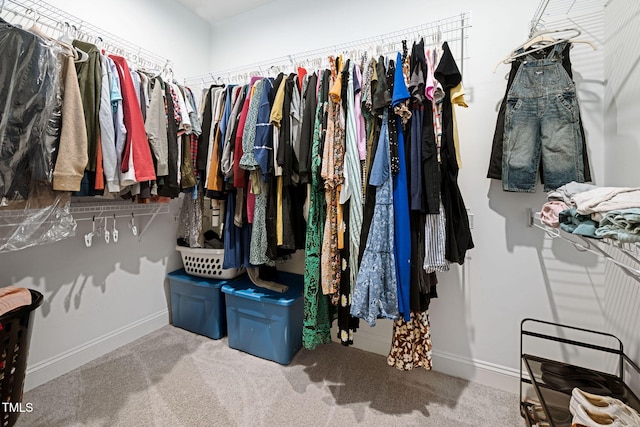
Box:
167 269 238 289
221 271 303 306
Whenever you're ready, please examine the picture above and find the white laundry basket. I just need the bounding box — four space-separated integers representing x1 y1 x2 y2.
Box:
176 246 245 279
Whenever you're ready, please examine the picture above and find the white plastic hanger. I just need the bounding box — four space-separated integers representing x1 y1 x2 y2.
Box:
492 28 597 73
85 216 96 247
129 213 138 236
54 22 89 63
112 214 119 243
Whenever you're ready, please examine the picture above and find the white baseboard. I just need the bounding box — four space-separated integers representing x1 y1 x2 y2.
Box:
24 310 169 391
336 321 520 394
431 350 521 394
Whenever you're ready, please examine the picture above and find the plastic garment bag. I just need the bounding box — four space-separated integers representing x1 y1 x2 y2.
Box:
0 18 77 252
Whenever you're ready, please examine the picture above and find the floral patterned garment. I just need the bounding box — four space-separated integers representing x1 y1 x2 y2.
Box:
321 59 345 303
350 111 399 326
249 171 274 266
303 71 333 350
387 310 433 371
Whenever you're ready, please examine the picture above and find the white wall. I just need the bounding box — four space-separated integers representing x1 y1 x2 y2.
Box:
43 0 212 80
603 0 640 393
604 0 640 188
210 0 617 394
0 0 212 390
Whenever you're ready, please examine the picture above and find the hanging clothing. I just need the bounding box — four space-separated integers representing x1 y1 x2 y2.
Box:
53 53 89 192
487 43 592 183
145 77 170 178
249 170 272 266
387 310 433 371
391 53 412 322
223 190 252 269
197 86 213 172
336 63 360 346
321 62 346 300
222 86 247 179
109 55 156 183
358 58 383 267
156 83 180 197
423 201 450 273
234 80 259 189
342 63 364 293
303 70 333 350
299 73 318 184
74 40 101 173
239 79 264 171
0 18 61 204
351 111 399 326
434 42 474 264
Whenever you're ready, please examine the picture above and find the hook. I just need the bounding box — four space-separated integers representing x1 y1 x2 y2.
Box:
85 216 96 247
112 214 119 243
103 216 110 244
25 8 40 28
129 213 138 236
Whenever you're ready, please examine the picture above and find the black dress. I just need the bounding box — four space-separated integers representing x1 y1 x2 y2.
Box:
434 42 474 264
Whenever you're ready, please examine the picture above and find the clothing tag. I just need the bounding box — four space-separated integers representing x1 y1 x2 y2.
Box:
535 71 544 75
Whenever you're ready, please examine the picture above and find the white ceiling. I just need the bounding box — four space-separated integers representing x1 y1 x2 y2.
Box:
174 0 275 23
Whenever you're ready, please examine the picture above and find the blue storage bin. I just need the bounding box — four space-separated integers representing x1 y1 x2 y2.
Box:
221 272 304 365
167 268 238 339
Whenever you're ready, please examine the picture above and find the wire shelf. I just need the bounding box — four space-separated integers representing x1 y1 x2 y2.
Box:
185 12 471 86
528 210 640 281
0 0 170 70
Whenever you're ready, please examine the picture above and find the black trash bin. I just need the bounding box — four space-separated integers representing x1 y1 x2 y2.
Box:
0 290 43 427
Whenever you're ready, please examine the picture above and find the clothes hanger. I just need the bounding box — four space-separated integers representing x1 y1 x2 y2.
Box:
492 28 597 73
28 14 89 63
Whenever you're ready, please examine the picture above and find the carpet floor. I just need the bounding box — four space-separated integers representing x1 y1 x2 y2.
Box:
15 325 522 426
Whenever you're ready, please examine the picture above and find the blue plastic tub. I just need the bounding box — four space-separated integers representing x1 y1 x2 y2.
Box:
221 272 304 365
167 268 239 339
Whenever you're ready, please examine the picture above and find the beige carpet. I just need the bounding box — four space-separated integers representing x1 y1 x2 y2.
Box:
15 325 522 426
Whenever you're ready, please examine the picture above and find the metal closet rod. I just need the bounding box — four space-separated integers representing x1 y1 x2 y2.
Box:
185 11 471 85
1 0 170 70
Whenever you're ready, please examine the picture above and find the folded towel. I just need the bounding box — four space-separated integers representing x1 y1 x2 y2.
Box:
0 287 32 317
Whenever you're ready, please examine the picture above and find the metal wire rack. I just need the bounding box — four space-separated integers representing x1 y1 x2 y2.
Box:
528 210 640 281
185 12 471 86
0 0 170 71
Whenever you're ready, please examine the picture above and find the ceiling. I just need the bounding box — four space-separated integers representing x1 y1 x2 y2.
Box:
174 0 275 24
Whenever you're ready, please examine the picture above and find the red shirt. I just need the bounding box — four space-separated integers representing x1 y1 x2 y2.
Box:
109 55 156 182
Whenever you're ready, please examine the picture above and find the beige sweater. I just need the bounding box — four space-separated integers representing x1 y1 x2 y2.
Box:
53 54 88 191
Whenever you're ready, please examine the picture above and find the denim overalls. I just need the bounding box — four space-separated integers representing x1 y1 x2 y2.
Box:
502 41 584 192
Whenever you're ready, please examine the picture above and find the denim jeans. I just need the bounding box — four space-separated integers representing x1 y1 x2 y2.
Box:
502 41 584 192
